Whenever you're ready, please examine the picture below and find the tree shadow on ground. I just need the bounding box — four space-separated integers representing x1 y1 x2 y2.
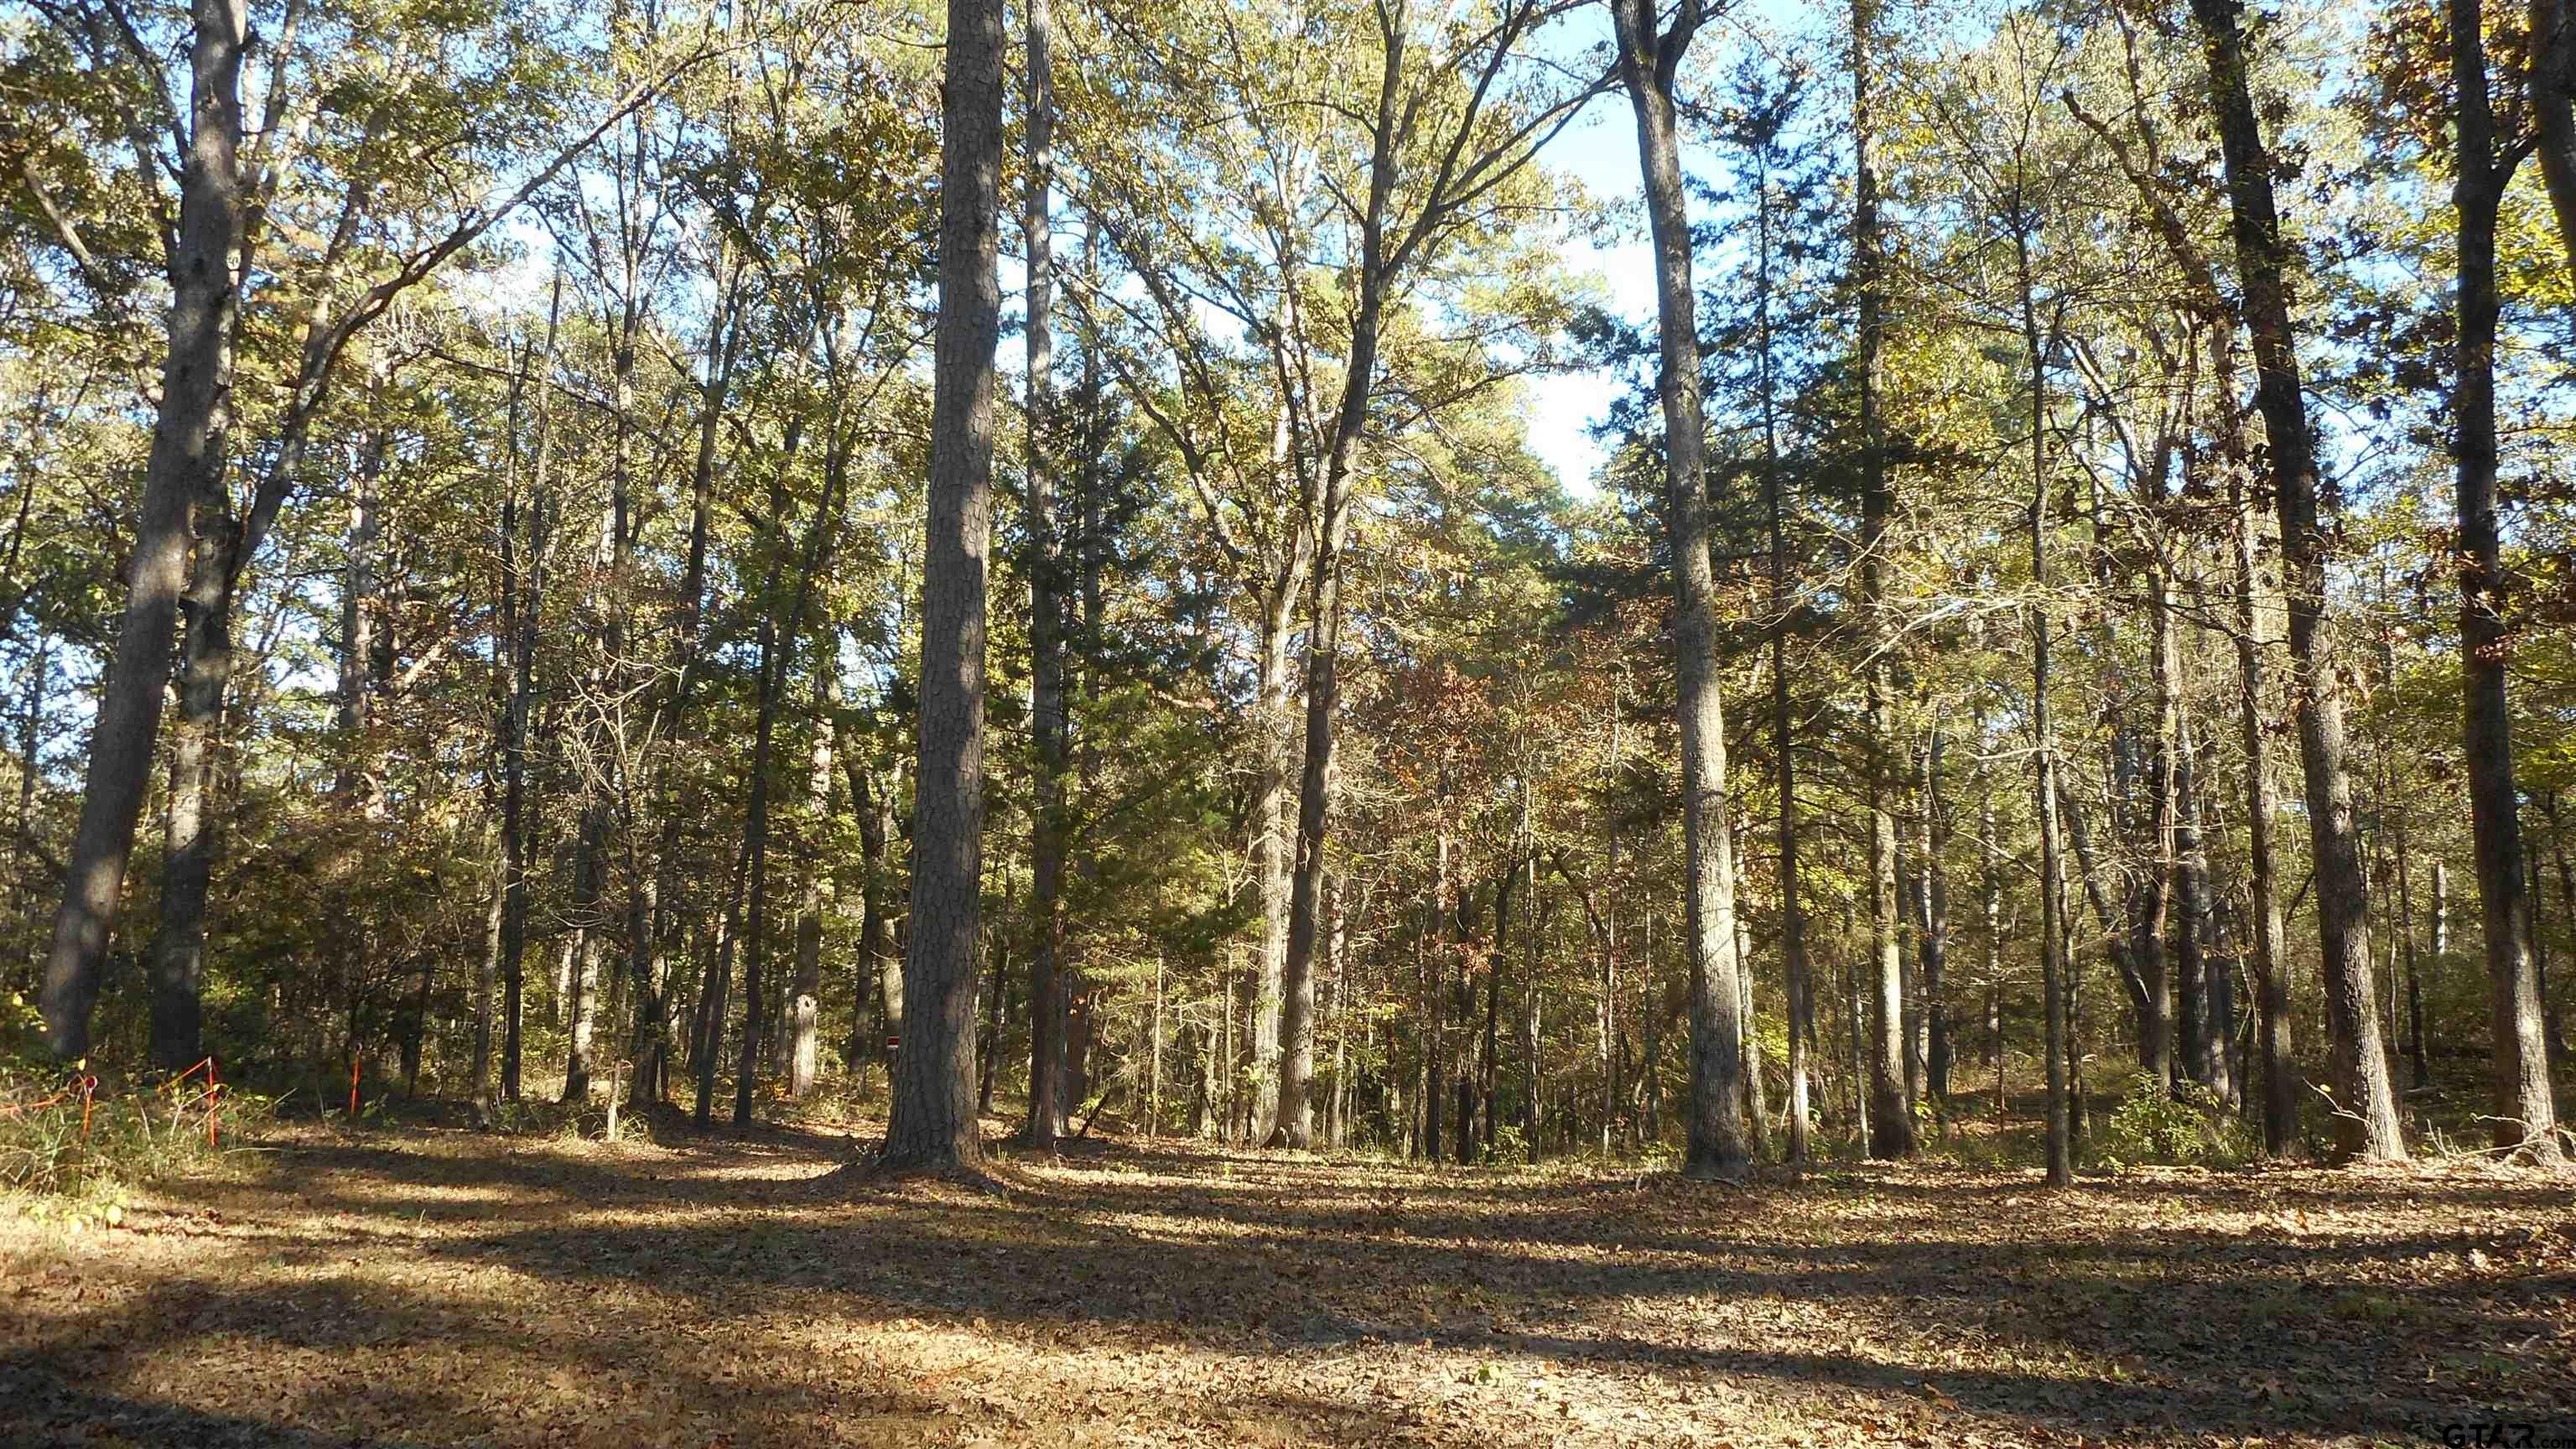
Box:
5 1122 2570 1446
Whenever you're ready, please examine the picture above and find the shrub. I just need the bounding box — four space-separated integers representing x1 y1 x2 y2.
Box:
2095 1074 2254 1168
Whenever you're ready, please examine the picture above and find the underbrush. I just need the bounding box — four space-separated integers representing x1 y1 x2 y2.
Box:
2 995 271 1217
2092 1072 2261 1168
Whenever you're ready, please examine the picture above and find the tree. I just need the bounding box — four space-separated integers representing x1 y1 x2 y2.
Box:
25 0 700 1066
882 0 1005 1175
1851 0 1914 1160
2535 0 2576 274
1270 0 1597 1149
1023 0 1071 1148
35 0 243 1063
1613 0 1750 1182
2447 0 2559 1161
2189 0 2404 1161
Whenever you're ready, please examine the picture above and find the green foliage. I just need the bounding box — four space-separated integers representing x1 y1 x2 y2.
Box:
2093 1076 2256 1170
0 1021 271 1204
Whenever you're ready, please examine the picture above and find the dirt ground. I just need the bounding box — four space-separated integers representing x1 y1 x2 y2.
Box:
3 1116 2571 1447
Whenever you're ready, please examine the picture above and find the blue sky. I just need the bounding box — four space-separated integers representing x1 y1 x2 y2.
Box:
1527 105 1660 498
1519 0 1831 499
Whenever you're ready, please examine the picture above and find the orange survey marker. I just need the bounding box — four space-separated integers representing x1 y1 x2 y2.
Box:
0 1071 94 1127
166 1057 224 1147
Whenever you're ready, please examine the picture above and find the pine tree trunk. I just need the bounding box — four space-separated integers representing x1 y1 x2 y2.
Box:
1616 0 1750 1181
499 298 558 1106
2450 0 2560 1161
1850 0 1912 1161
2230 439 2296 1153
2193 0 2403 1161
2016 217 2073 1189
1273 197 1384 1151
880 0 1002 1175
1021 0 1070 1148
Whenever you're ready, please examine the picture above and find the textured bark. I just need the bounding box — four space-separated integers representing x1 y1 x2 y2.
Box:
2173 709 2219 1093
882 0 1003 1173
1021 0 1070 1148
2534 0 2576 278
496 296 558 1104
1852 0 1913 1160
146 498 238 1072
1761 161 1815 1166
2191 0 2403 1161
2013 211 2072 1189
2139 495 2179 1092
43 0 245 1060
1272 39 1396 1150
2231 442 2295 1152
1615 0 1748 1180
2450 0 2558 1159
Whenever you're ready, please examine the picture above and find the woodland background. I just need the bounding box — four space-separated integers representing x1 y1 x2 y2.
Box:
3 0 2573 1177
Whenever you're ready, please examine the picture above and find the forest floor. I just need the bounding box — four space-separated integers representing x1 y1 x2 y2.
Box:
3 1112 2572 1449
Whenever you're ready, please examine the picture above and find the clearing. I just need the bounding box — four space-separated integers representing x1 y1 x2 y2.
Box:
3 1120 2571 1447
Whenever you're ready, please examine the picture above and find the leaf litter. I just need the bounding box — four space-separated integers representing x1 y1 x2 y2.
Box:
3 1120 2569 1446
